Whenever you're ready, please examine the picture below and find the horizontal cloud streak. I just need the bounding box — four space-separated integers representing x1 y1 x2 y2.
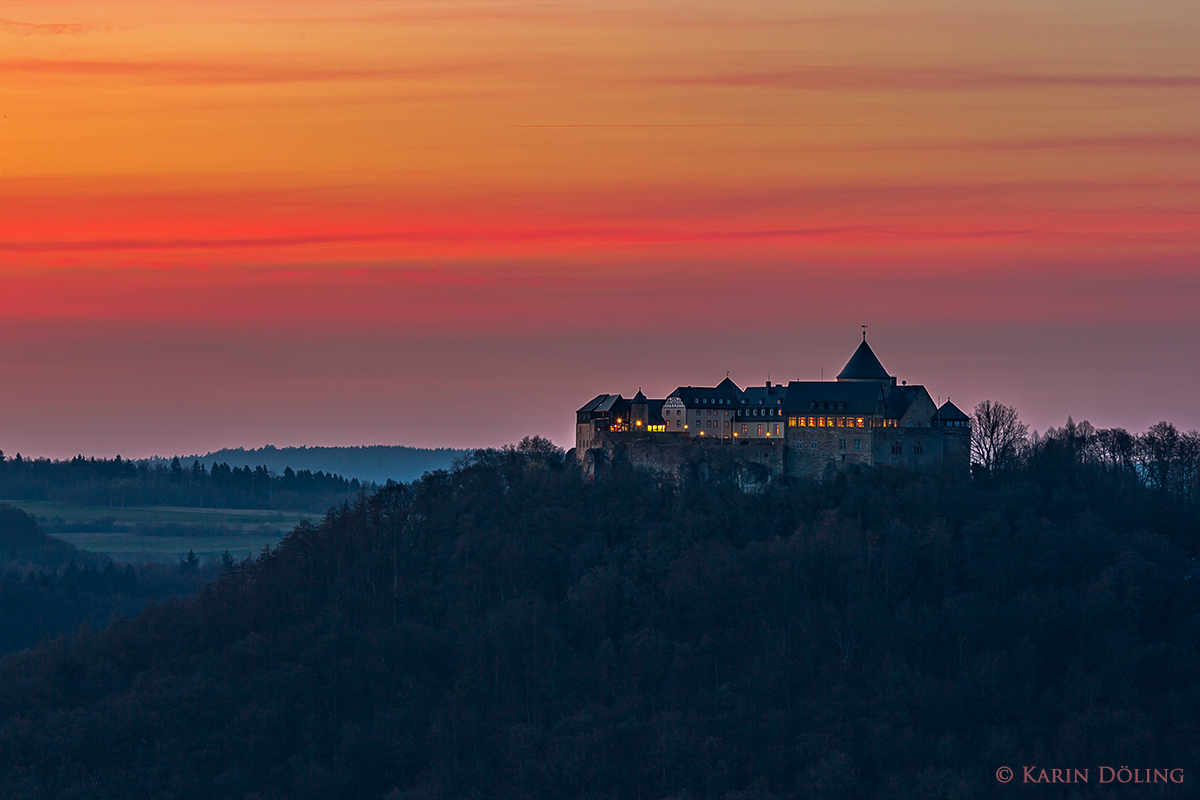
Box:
14 56 1198 94
871 135 1200 153
0 18 93 35
509 129 1200 154
0 225 1163 255
654 66 1200 92
720 135 1200 156
0 227 873 252
0 57 497 85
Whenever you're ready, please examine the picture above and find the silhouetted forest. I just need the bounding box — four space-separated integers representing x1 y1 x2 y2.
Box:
0 453 364 511
0 504 217 655
0 424 1196 799
153 445 469 485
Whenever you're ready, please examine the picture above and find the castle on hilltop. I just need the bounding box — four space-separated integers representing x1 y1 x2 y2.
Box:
575 334 970 483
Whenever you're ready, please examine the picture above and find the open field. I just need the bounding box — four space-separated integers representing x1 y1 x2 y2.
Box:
2 500 315 529
2 499 320 564
52 532 283 564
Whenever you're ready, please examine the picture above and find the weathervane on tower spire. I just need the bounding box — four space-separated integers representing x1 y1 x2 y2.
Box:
862 325 868 341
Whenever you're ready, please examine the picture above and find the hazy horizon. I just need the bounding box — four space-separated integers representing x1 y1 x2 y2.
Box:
2 0 1197 459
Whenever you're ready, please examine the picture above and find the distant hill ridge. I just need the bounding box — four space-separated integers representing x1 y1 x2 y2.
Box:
154 445 468 485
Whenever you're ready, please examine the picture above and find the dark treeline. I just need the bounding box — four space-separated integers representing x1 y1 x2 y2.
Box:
152 445 470 485
0 431 1197 799
0 504 217 655
1026 418 1200 504
0 452 367 511
971 402 1200 506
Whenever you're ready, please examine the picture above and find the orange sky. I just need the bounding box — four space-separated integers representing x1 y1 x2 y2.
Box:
2 0 1199 457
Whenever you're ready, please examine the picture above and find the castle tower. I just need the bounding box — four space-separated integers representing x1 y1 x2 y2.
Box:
836 332 896 386
630 389 650 430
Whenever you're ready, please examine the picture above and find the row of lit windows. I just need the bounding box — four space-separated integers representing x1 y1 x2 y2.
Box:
737 423 782 436
787 416 899 428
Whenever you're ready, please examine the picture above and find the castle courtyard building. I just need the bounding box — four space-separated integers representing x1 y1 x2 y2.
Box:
575 336 970 482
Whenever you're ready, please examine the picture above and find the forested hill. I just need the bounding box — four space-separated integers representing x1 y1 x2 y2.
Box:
1 435 1198 799
0 504 214 654
0 502 80 568
0 453 362 512
159 445 469 484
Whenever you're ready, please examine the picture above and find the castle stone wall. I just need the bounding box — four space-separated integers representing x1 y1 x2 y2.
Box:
583 431 785 489
580 422 969 484
784 426 874 479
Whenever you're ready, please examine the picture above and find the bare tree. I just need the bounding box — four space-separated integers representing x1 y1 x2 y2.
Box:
1137 421 1180 490
1040 416 1098 465
971 400 1029 472
1094 427 1137 474
1178 430 1200 506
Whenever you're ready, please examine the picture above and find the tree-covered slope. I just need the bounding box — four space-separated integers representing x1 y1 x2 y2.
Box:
0 503 216 656
177 444 469 485
0 503 81 568
0 440 1196 799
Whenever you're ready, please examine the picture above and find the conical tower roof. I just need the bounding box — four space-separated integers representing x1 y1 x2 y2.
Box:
837 337 890 381
716 376 741 395
936 399 969 421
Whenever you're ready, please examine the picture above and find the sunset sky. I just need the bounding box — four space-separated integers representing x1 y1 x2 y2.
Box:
2 0 1198 458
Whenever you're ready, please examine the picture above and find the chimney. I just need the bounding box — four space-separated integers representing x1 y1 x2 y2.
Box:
766 380 772 389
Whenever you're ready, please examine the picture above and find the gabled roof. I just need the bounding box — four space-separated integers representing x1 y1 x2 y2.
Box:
883 384 932 420
781 381 888 416
668 380 741 407
735 384 788 419
934 399 970 422
739 384 788 405
632 389 647 403
837 338 891 381
576 394 624 414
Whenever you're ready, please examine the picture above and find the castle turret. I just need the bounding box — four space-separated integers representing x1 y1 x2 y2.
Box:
837 333 895 385
933 399 970 428
631 389 650 430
